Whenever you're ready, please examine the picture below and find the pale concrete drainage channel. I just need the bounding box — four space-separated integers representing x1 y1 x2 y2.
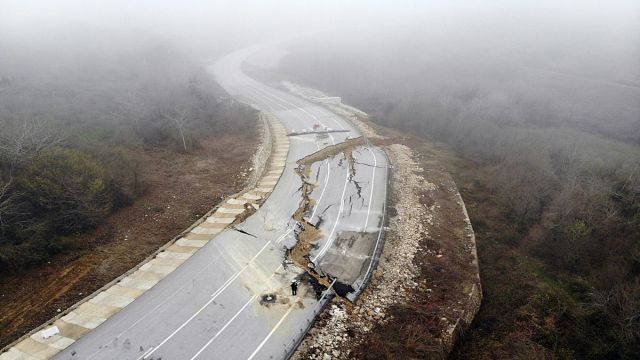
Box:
0 115 289 360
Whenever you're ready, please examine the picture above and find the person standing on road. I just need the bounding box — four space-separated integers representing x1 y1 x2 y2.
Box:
291 280 298 296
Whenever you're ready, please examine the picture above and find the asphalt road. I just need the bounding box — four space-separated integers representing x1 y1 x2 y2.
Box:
53 44 389 360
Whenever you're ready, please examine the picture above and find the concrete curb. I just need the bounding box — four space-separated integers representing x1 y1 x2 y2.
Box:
246 113 273 189
441 191 483 352
0 111 290 360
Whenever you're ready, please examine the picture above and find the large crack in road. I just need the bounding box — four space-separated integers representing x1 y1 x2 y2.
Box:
285 137 369 299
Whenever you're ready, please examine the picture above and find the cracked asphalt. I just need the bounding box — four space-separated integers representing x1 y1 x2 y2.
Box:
51 43 389 360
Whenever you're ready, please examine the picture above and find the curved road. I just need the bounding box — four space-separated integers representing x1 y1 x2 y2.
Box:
53 44 389 360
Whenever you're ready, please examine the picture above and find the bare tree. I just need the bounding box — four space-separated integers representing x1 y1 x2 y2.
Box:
0 118 65 172
593 280 640 346
163 106 189 152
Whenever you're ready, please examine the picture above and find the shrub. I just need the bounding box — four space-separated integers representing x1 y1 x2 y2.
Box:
17 147 113 234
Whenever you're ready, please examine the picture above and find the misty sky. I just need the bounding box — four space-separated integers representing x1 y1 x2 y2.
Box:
3 1 638 48
1 0 639 84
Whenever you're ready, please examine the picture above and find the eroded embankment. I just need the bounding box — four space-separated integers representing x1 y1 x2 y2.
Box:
286 83 481 360
286 137 369 296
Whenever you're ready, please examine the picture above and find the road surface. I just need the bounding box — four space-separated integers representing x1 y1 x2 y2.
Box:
53 44 389 360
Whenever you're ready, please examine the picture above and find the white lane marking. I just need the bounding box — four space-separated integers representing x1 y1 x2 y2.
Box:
309 158 330 221
205 59 385 360
189 260 288 359
189 295 258 360
139 229 293 359
211 229 291 299
246 302 297 360
312 162 351 263
242 82 354 264
307 132 330 222
362 151 389 286
363 147 378 231
210 267 243 298
141 347 154 358
243 83 334 223
136 83 343 360
137 296 218 359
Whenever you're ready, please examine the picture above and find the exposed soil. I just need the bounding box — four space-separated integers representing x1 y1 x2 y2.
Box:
289 164 321 271
0 128 257 348
297 137 365 167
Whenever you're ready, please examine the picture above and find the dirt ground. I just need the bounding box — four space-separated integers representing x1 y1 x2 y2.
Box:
0 129 257 348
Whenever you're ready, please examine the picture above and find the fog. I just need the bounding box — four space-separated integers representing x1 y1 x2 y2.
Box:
2 2 634 55
5 1 637 137
276 1 640 143
1 1 640 357
2 1 638 84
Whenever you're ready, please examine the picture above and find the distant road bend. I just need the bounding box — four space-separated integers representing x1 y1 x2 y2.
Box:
53 44 389 360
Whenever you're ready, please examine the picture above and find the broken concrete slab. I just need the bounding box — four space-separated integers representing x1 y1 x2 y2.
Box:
317 232 377 284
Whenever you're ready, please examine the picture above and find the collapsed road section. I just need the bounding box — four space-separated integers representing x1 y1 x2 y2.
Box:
286 137 390 301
